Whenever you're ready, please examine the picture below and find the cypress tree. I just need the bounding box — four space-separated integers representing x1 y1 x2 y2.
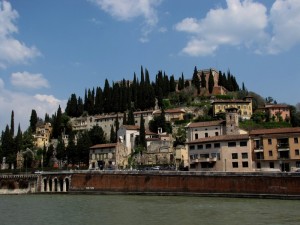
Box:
94 87 103 115
103 79 112 113
139 114 146 148
208 69 215 94
123 112 127 125
30 109 38 133
127 107 135 125
110 125 116 143
169 75 176 92
192 66 200 94
201 71 206 88
77 96 84 116
10 110 14 137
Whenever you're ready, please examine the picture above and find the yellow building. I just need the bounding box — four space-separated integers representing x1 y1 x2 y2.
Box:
33 123 52 148
212 97 253 120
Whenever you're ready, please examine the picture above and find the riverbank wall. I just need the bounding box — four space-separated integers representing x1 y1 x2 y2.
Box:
1 171 300 199
69 171 300 199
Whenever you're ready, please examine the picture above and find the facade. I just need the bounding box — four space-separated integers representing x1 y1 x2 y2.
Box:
186 120 226 141
212 97 253 120
89 143 128 170
33 123 52 148
187 134 252 172
258 104 291 122
152 108 186 122
174 145 189 169
70 111 154 141
117 125 140 154
250 127 300 172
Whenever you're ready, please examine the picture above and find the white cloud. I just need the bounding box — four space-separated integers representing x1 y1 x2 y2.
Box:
267 0 300 54
88 0 162 42
175 0 269 56
0 79 65 131
0 1 40 68
11 71 50 89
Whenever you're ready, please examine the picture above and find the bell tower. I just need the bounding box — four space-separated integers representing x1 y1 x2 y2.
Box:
225 107 239 135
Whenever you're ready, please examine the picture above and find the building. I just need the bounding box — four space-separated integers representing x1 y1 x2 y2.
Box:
250 127 300 172
258 104 291 122
187 134 252 172
89 143 128 170
33 123 52 148
152 108 186 122
186 120 226 141
186 107 253 172
174 145 189 170
212 97 253 120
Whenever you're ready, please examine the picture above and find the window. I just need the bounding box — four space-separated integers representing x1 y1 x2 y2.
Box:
269 162 274 168
205 133 208 138
268 139 272 145
215 132 219 136
195 133 198 140
242 162 248 168
189 145 195 150
228 142 236 147
294 137 299 144
206 144 211 149
232 162 238 168
232 153 238 159
257 162 261 169
295 149 300 156
197 145 203 150
296 161 300 168
214 143 220 148
242 153 248 159
269 151 273 157
240 141 247 147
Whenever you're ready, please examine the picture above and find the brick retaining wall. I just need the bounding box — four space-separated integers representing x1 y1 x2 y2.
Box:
70 171 300 197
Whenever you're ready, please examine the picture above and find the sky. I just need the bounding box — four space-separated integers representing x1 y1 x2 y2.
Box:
0 0 300 132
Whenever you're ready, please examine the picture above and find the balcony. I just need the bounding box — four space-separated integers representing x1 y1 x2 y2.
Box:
277 143 290 152
190 157 217 164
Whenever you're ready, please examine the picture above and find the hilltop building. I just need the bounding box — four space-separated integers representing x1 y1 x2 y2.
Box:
212 96 253 120
257 104 290 122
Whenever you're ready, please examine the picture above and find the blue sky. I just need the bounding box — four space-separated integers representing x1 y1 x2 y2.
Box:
0 0 300 131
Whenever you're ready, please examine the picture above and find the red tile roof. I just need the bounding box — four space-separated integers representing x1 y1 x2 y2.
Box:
249 127 300 135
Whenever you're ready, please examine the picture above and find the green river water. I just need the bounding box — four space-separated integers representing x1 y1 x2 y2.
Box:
1 194 300 225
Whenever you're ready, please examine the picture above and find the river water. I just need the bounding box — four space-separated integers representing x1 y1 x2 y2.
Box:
1 194 300 225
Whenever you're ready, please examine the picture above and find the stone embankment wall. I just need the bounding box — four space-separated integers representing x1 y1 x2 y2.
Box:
0 174 38 194
70 171 300 198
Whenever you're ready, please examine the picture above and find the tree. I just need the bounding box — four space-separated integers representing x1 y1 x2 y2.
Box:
173 126 186 147
200 71 206 88
89 125 106 145
52 106 62 138
149 108 172 134
30 109 38 133
192 66 200 94
139 114 146 148
55 136 66 161
10 110 14 137
76 131 92 167
110 125 116 143
127 107 135 125
208 69 215 94
1 125 14 167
